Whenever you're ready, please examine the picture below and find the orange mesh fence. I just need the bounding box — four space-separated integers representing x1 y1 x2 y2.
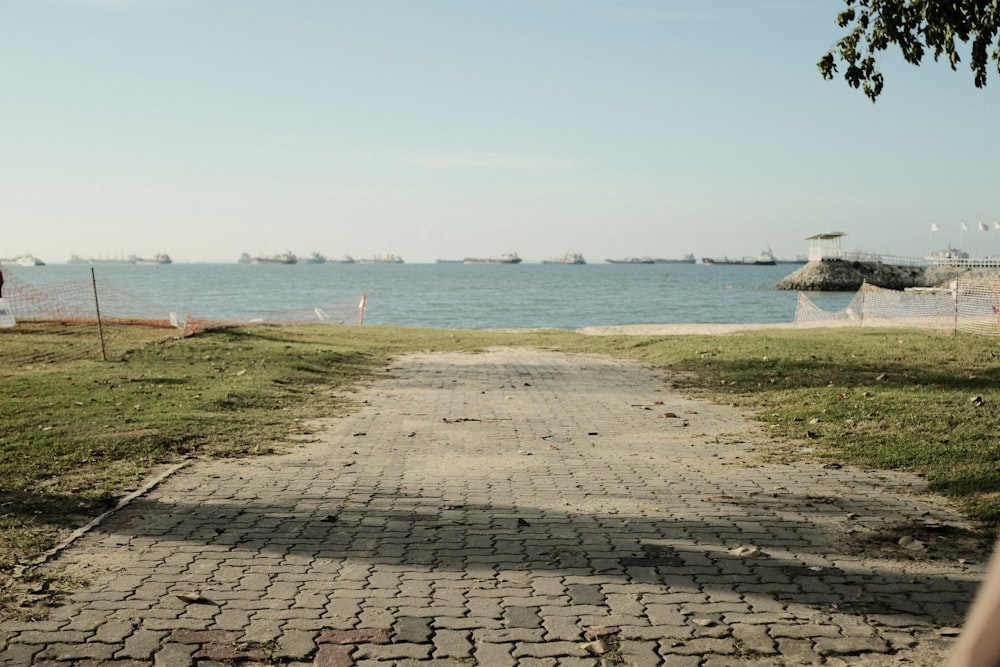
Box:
795 279 1000 335
0 268 366 371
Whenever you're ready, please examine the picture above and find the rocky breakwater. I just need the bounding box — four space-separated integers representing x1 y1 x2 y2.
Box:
775 259 926 291
775 260 1000 291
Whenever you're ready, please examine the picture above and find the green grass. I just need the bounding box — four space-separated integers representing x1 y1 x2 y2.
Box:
2 322 1000 581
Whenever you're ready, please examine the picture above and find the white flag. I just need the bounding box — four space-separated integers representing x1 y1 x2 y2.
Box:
961 223 969 231
930 223 941 232
980 222 990 232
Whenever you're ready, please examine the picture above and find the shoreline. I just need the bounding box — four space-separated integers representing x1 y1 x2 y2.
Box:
576 322 802 335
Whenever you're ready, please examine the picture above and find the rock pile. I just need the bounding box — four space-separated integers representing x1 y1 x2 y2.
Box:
774 261 1000 291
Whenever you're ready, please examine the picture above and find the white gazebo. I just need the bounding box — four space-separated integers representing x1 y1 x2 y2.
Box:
806 232 846 262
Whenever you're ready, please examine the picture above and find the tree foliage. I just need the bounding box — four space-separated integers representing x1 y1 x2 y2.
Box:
819 0 1000 101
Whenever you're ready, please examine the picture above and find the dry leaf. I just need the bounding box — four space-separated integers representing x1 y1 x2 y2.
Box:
729 545 761 558
176 592 204 603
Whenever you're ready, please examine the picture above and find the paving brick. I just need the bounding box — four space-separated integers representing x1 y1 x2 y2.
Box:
117 629 168 660
731 623 777 655
473 641 516 667
152 642 197 667
512 640 590 658
193 642 270 662
432 629 473 658
314 644 353 667
318 628 391 645
503 606 542 629
274 629 317 660
353 642 432 660
0 642 42 667
663 637 736 656
814 635 891 656
772 637 824 664
38 642 115 661
618 639 661 666
394 616 433 644
542 615 583 641
565 583 605 606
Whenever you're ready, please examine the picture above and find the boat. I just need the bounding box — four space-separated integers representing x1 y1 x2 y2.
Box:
925 246 969 265
775 256 808 265
653 254 696 264
702 249 777 266
302 252 327 264
542 253 586 264
359 254 404 264
328 255 357 264
250 252 298 265
133 253 172 265
1 254 45 266
75 256 133 264
605 257 654 264
464 252 522 265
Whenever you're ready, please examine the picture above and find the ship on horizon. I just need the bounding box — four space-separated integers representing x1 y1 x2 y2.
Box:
542 253 585 264
605 257 654 264
464 252 522 265
702 248 777 266
239 252 298 264
1 254 45 267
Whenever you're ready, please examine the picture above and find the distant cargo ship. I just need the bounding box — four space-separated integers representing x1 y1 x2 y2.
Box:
68 254 169 265
359 254 404 264
133 253 172 265
240 252 297 264
464 252 522 264
702 249 777 266
542 253 586 264
653 253 696 264
605 257 654 264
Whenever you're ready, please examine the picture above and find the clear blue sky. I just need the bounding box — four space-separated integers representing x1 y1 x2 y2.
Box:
2 0 998 263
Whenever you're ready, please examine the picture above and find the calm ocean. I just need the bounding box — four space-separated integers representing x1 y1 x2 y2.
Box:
4 262 856 330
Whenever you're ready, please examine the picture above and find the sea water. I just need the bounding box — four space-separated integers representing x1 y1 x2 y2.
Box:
3 262 856 330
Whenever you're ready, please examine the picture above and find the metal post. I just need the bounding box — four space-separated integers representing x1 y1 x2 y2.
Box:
91 267 107 361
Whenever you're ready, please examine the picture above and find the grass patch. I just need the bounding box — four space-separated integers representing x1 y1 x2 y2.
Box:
2 322 1000 584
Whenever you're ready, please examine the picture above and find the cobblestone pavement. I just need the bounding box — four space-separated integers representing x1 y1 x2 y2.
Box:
0 348 988 666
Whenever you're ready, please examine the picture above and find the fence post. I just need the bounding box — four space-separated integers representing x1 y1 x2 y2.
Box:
861 281 868 327
91 267 108 361
953 279 959 336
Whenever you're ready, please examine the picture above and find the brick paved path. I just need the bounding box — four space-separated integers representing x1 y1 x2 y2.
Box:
0 349 986 666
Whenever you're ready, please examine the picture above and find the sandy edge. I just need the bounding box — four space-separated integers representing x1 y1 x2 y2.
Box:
575 321 842 335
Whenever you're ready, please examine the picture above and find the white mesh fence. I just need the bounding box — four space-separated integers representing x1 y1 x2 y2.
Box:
795 280 1000 336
